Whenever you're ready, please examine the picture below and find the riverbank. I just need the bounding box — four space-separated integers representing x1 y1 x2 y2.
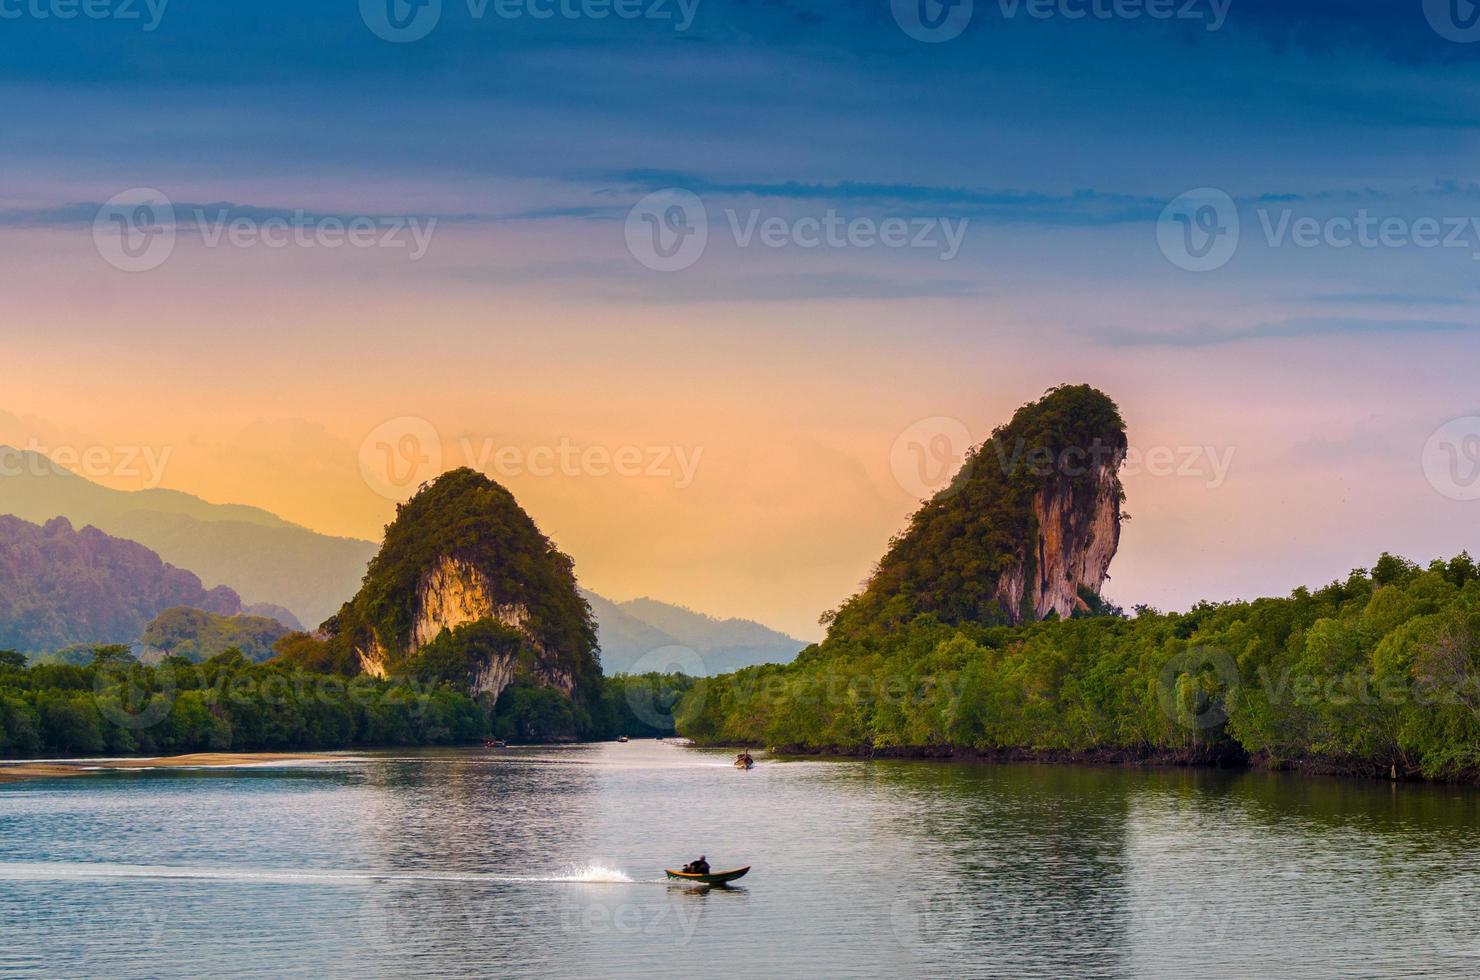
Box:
744 742 1478 785
0 752 343 785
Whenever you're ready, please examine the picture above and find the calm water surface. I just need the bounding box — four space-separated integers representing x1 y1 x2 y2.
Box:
3 742 1480 978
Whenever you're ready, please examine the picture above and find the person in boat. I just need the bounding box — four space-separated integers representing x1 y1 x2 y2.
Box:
681 856 710 875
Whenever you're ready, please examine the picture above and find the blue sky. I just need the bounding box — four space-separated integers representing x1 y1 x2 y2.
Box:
3 0 1480 636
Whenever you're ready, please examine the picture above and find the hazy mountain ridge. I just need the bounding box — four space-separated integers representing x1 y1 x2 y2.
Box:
0 448 376 626
583 589 805 675
0 454 803 673
0 515 242 652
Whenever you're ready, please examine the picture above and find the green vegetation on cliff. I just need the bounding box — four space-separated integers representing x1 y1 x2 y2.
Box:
322 468 601 716
825 385 1126 639
676 554 1480 782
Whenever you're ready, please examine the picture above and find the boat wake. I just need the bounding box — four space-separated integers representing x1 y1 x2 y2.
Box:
0 861 645 887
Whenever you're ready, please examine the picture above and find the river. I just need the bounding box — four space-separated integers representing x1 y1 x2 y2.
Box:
3 742 1478 977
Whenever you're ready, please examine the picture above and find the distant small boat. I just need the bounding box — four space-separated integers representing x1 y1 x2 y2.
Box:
616 736 629 743
483 739 506 748
666 866 750 885
735 752 754 770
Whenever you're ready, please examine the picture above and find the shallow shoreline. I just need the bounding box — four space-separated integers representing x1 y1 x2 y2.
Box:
0 752 342 785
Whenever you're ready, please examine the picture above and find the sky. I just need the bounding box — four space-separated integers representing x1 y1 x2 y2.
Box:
2 0 1480 639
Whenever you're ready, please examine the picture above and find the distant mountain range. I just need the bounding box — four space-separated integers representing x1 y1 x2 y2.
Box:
0 451 805 673
0 515 242 652
583 591 805 676
0 448 375 627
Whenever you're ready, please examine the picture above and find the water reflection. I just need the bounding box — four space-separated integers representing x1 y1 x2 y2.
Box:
3 745 1480 977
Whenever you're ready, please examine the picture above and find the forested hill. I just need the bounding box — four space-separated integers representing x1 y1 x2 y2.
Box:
825 385 1127 640
0 515 241 652
312 468 602 738
676 552 1480 783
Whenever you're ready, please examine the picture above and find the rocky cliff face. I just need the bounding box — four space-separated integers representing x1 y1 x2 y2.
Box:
995 451 1123 623
354 555 544 696
0 515 242 652
828 385 1127 635
325 469 600 705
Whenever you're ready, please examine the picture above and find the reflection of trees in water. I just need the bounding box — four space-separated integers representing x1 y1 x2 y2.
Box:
843 760 1140 975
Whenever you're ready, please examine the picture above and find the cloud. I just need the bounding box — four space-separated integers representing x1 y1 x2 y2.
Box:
1291 291 1468 306
0 201 468 229
1098 317 1479 348
598 170 1163 225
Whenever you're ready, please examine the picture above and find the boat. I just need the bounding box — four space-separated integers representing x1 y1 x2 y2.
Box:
665 866 750 885
616 736 629 743
482 738 505 748
734 752 754 770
